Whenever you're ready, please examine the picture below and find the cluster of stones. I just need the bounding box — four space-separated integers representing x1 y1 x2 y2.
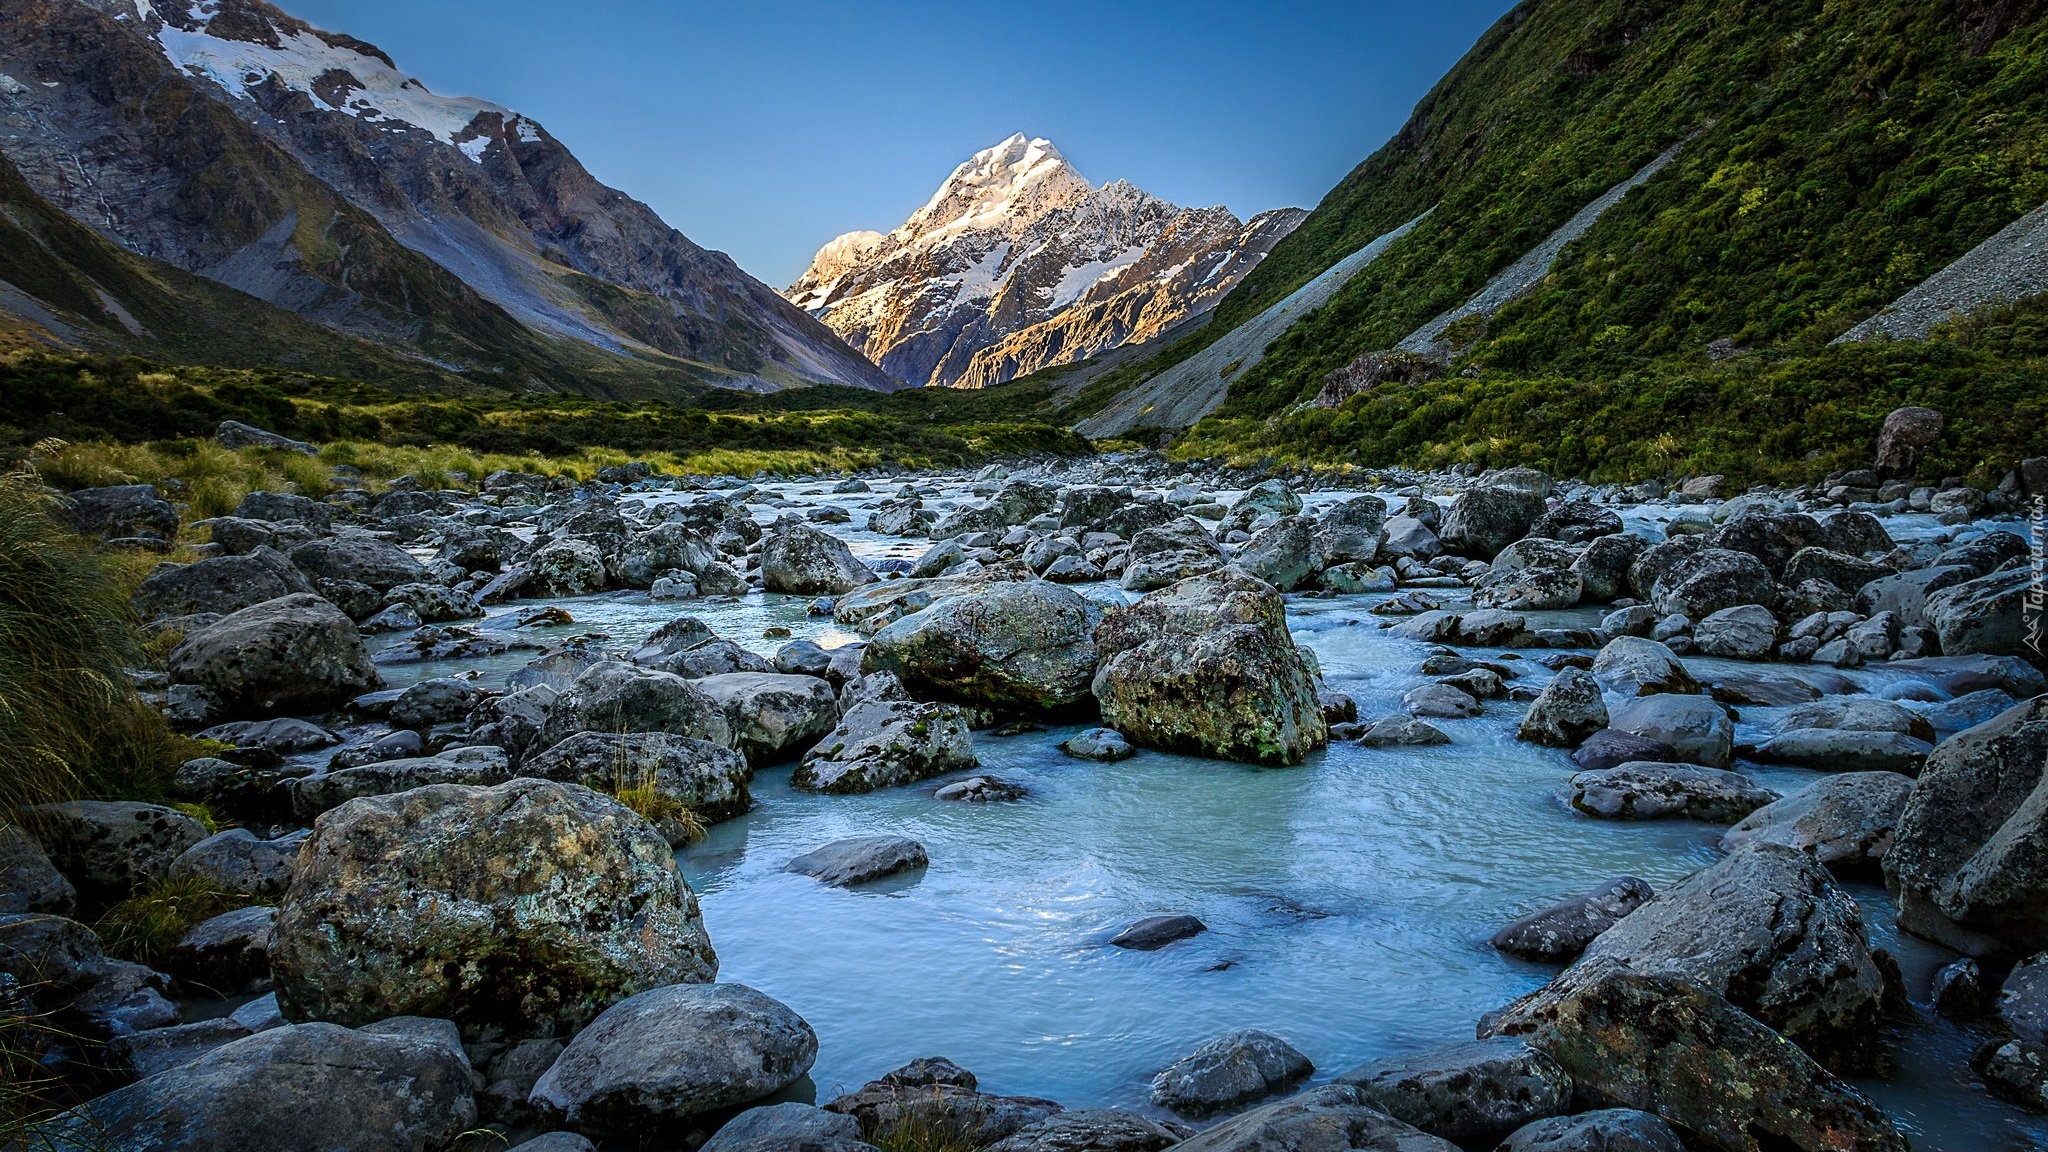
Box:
9 413 2048 1151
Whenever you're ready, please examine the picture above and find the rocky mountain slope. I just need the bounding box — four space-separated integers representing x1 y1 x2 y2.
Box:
786 134 1302 389
0 0 898 395
1057 0 2048 479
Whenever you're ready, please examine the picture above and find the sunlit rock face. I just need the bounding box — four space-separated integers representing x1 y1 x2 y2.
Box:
786 133 1303 389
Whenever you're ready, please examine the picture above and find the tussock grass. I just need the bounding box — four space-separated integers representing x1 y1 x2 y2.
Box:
863 1106 990 1152
92 876 252 968
599 750 705 844
1 982 96 1146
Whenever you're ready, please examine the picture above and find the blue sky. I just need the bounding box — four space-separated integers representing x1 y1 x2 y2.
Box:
287 0 1517 287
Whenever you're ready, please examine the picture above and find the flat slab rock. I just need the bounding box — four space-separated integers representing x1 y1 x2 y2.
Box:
785 836 929 887
1491 877 1655 963
1335 1037 1572 1145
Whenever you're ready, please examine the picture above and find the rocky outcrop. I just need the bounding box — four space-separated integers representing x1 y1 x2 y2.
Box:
1091 570 1327 765
792 675 977 793
272 779 717 1039
761 522 877 595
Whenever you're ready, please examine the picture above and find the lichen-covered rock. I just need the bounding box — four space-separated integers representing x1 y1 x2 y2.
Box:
703 1103 874 1152
1150 1029 1313 1115
1092 570 1327 766
1335 1038 1571 1145
34 1022 477 1152
1313 495 1388 566
985 1109 1191 1152
1529 501 1623 545
540 661 734 751
864 580 1102 711
22 801 209 901
1925 567 2035 658
288 749 513 818
1120 516 1228 592
64 484 180 545
272 779 717 1039
793 676 977 793
1517 669 1608 747
1236 516 1318 592
1589 637 1699 698
1491 877 1654 963
1572 533 1645 603
785 836 929 887
1720 773 1914 874
1579 842 1891 1065
167 594 379 718
1483 958 1907 1152
132 547 316 620
824 1059 1063 1147
290 535 430 591
761 522 876 595
693 673 841 766
0 824 77 914
1566 763 1776 823
524 732 751 824
169 828 306 898
1885 696 2048 958
528 539 609 597
1692 605 1778 660
1608 694 1734 769
528 983 817 1134
1495 1109 1685 1152
1441 486 1548 559
1650 548 1780 621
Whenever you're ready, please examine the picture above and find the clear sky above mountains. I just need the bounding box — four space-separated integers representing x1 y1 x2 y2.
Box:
288 0 1517 287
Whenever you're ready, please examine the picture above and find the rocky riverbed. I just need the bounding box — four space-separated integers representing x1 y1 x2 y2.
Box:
6 423 2048 1151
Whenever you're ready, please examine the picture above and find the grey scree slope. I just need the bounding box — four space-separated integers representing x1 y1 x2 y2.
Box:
1836 199 2048 343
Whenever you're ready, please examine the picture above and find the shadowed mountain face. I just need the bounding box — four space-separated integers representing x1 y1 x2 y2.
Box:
0 0 900 394
786 134 1302 389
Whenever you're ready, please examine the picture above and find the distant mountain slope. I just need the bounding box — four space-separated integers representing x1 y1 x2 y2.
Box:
0 149 476 388
0 0 897 394
786 134 1301 389
1064 0 2048 446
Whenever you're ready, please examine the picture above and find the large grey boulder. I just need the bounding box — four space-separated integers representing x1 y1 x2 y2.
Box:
64 484 180 545
611 523 719 589
1783 697 1937 742
169 828 306 899
1692 605 1778 659
272 779 716 1039
1237 516 1318 591
1491 877 1654 963
1530 501 1622 544
1166 1084 1459 1152
793 675 977 793
1475 564 1583 611
694 673 841 766
1590 637 1698 698
540 661 733 751
132 547 315 620
1580 842 1891 1064
864 581 1102 711
762 522 875 594
1150 1029 1313 1115
167 594 379 718
785 836 929 887
1497 1110 1683 1152
1749 728 1931 775
1314 495 1387 566
1566 763 1777 823
1707 512 1832 576
1092 570 1327 766
1885 696 2048 958
39 1023 474 1151
1441 486 1548 559
22 801 208 901
1720 773 1914 875
1650 548 1780 620
1609 694 1734 768
1571 533 1645 603
528 539 609 597
1335 1038 1571 1145
290 535 429 591
1483 958 1907 1152
1782 548 1891 596
0 825 75 914
525 731 751 824
1854 564 1976 626
529 983 816 1134
1925 568 2035 658
1121 516 1228 592
167 905 275 989
1379 515 1443 561
1517 669 1608 747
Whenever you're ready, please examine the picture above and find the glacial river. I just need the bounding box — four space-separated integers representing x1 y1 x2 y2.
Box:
363 479 2047 1151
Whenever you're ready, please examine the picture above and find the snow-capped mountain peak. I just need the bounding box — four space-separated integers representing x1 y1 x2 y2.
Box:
785 134 1304 389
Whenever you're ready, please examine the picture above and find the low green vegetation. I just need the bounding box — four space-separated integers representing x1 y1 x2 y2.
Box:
0 354 1089 491
92 876 254 970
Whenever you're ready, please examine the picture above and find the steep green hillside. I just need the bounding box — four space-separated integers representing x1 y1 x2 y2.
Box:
1069 0 2048 480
